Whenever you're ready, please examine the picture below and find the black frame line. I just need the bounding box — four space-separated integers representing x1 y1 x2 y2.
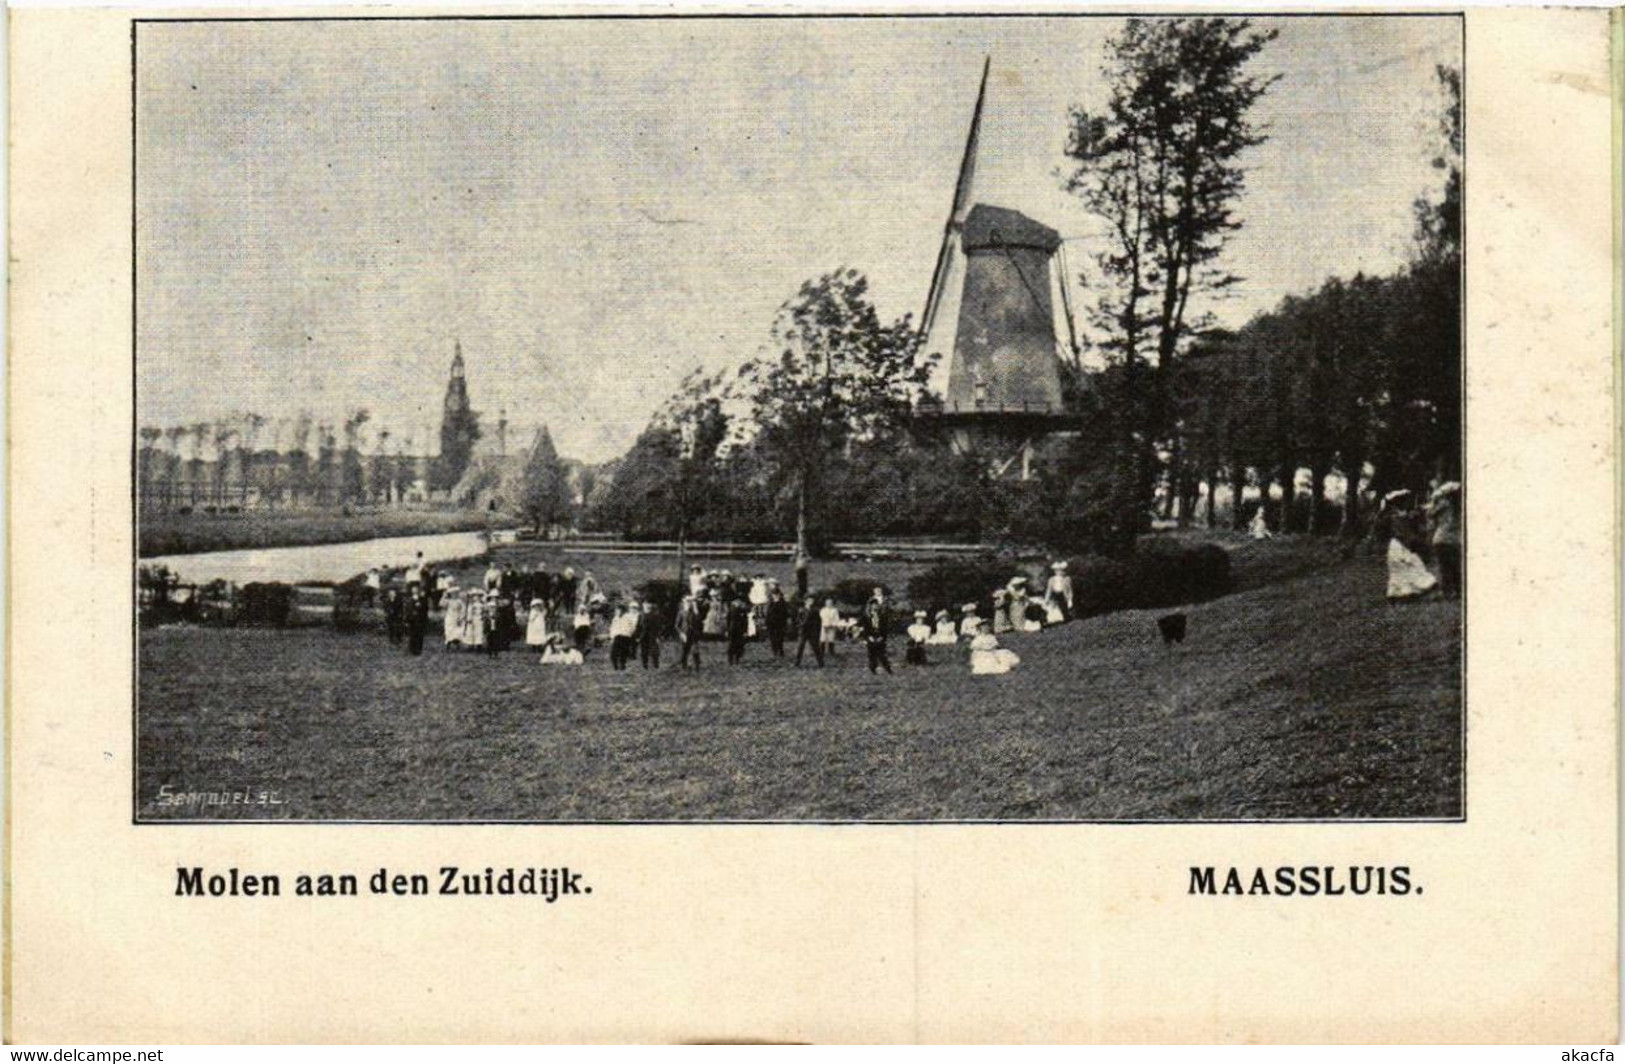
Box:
130 10 1469 826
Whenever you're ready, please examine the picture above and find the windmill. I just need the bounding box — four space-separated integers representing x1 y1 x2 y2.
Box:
917 58 1082 481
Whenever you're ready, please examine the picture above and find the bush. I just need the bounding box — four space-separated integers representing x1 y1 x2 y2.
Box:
331 576 378 634
981 472 1123 556
139 564 201 626
238 582 294 627
635 579 686 636
1134 539 1233 603
1069 554 1136 616
905 558 1033 618
829 577 890 609
1065 540 1233 616
195 579 237 626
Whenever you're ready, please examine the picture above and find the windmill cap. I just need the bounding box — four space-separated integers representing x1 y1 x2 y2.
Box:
962 204 1061 254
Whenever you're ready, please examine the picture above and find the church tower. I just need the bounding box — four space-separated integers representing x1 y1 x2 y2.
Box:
435 341 479 492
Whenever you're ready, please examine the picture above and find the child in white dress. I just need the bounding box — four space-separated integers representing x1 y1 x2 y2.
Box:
524 599 550 649
969 621 1021 676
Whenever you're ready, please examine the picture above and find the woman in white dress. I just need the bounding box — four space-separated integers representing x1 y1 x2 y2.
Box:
1008 578 1042 632
703 592 728 640
928 609 960 646
957 604 981 639
576 570 600 610
539 633 584 666
442 591 466 648
1382 490 1438 602
524 598 550 650
969 621 1021 676
748 575 769 637
818 599 842 660
463 592 487 650
1043 561 1073 624
1249 504 1274 540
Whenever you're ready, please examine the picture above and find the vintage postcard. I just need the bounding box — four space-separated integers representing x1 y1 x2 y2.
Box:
5 4 1617 1043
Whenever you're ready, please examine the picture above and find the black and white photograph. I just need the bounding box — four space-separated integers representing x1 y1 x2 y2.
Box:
134 13 1465 823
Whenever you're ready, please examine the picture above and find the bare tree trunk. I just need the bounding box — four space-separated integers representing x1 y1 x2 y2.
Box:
1162 434 1181 523
1230 459 1248 531
795 474 809 569
1276 458 1295 533
1201 460 1219 529
1308 457 1330 535
677 518 688 587
1180 463 1202 529
1341 452 1364 537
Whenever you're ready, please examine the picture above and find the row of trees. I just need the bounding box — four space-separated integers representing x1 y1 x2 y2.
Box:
138 410 392 463
1030 18 1460 545
138 408 450 510
1167 60 1462 535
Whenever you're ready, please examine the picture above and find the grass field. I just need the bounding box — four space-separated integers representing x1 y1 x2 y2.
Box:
139 508 500 557
136 537 1462 821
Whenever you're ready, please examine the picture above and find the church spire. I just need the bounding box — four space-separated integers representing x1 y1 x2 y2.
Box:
435 340 478 491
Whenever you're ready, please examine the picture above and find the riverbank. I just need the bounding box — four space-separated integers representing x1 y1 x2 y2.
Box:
139 509 508 557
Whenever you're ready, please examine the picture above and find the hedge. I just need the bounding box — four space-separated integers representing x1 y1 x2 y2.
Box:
238 582 294 627
1067 540 1233 615
905 542 1233 623
904 559 1039 620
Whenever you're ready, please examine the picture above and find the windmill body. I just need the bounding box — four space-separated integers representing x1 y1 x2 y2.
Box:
944 204 1067 416
917 63 1080 481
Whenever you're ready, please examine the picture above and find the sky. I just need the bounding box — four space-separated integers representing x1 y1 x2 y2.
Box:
136 15 1460 464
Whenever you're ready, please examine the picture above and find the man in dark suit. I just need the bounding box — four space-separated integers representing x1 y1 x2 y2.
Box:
793 596 823 667
405 585 430 656
859 592 892 675
637 601 662 669
725 596 750 665
764 586 790 657
677 594 705 671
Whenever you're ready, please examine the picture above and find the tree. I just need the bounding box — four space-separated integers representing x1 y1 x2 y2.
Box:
288 412 314 506
1062 17 1278 535
341 408 371 506
1402 63 1463 485
587 369 731 575
1414 64 1461 269
661 371 729 574
238 412 268 508
519 425 572 534
734 269 932 562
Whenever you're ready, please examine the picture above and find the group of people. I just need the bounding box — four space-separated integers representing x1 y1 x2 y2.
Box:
435 560 630 665
1379 481 1462 603
367 553 1079 678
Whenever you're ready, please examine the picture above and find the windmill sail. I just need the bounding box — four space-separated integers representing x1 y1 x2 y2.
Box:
920 57 990 349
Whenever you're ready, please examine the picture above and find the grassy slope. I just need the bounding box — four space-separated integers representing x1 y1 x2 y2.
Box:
137 540 1461 821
